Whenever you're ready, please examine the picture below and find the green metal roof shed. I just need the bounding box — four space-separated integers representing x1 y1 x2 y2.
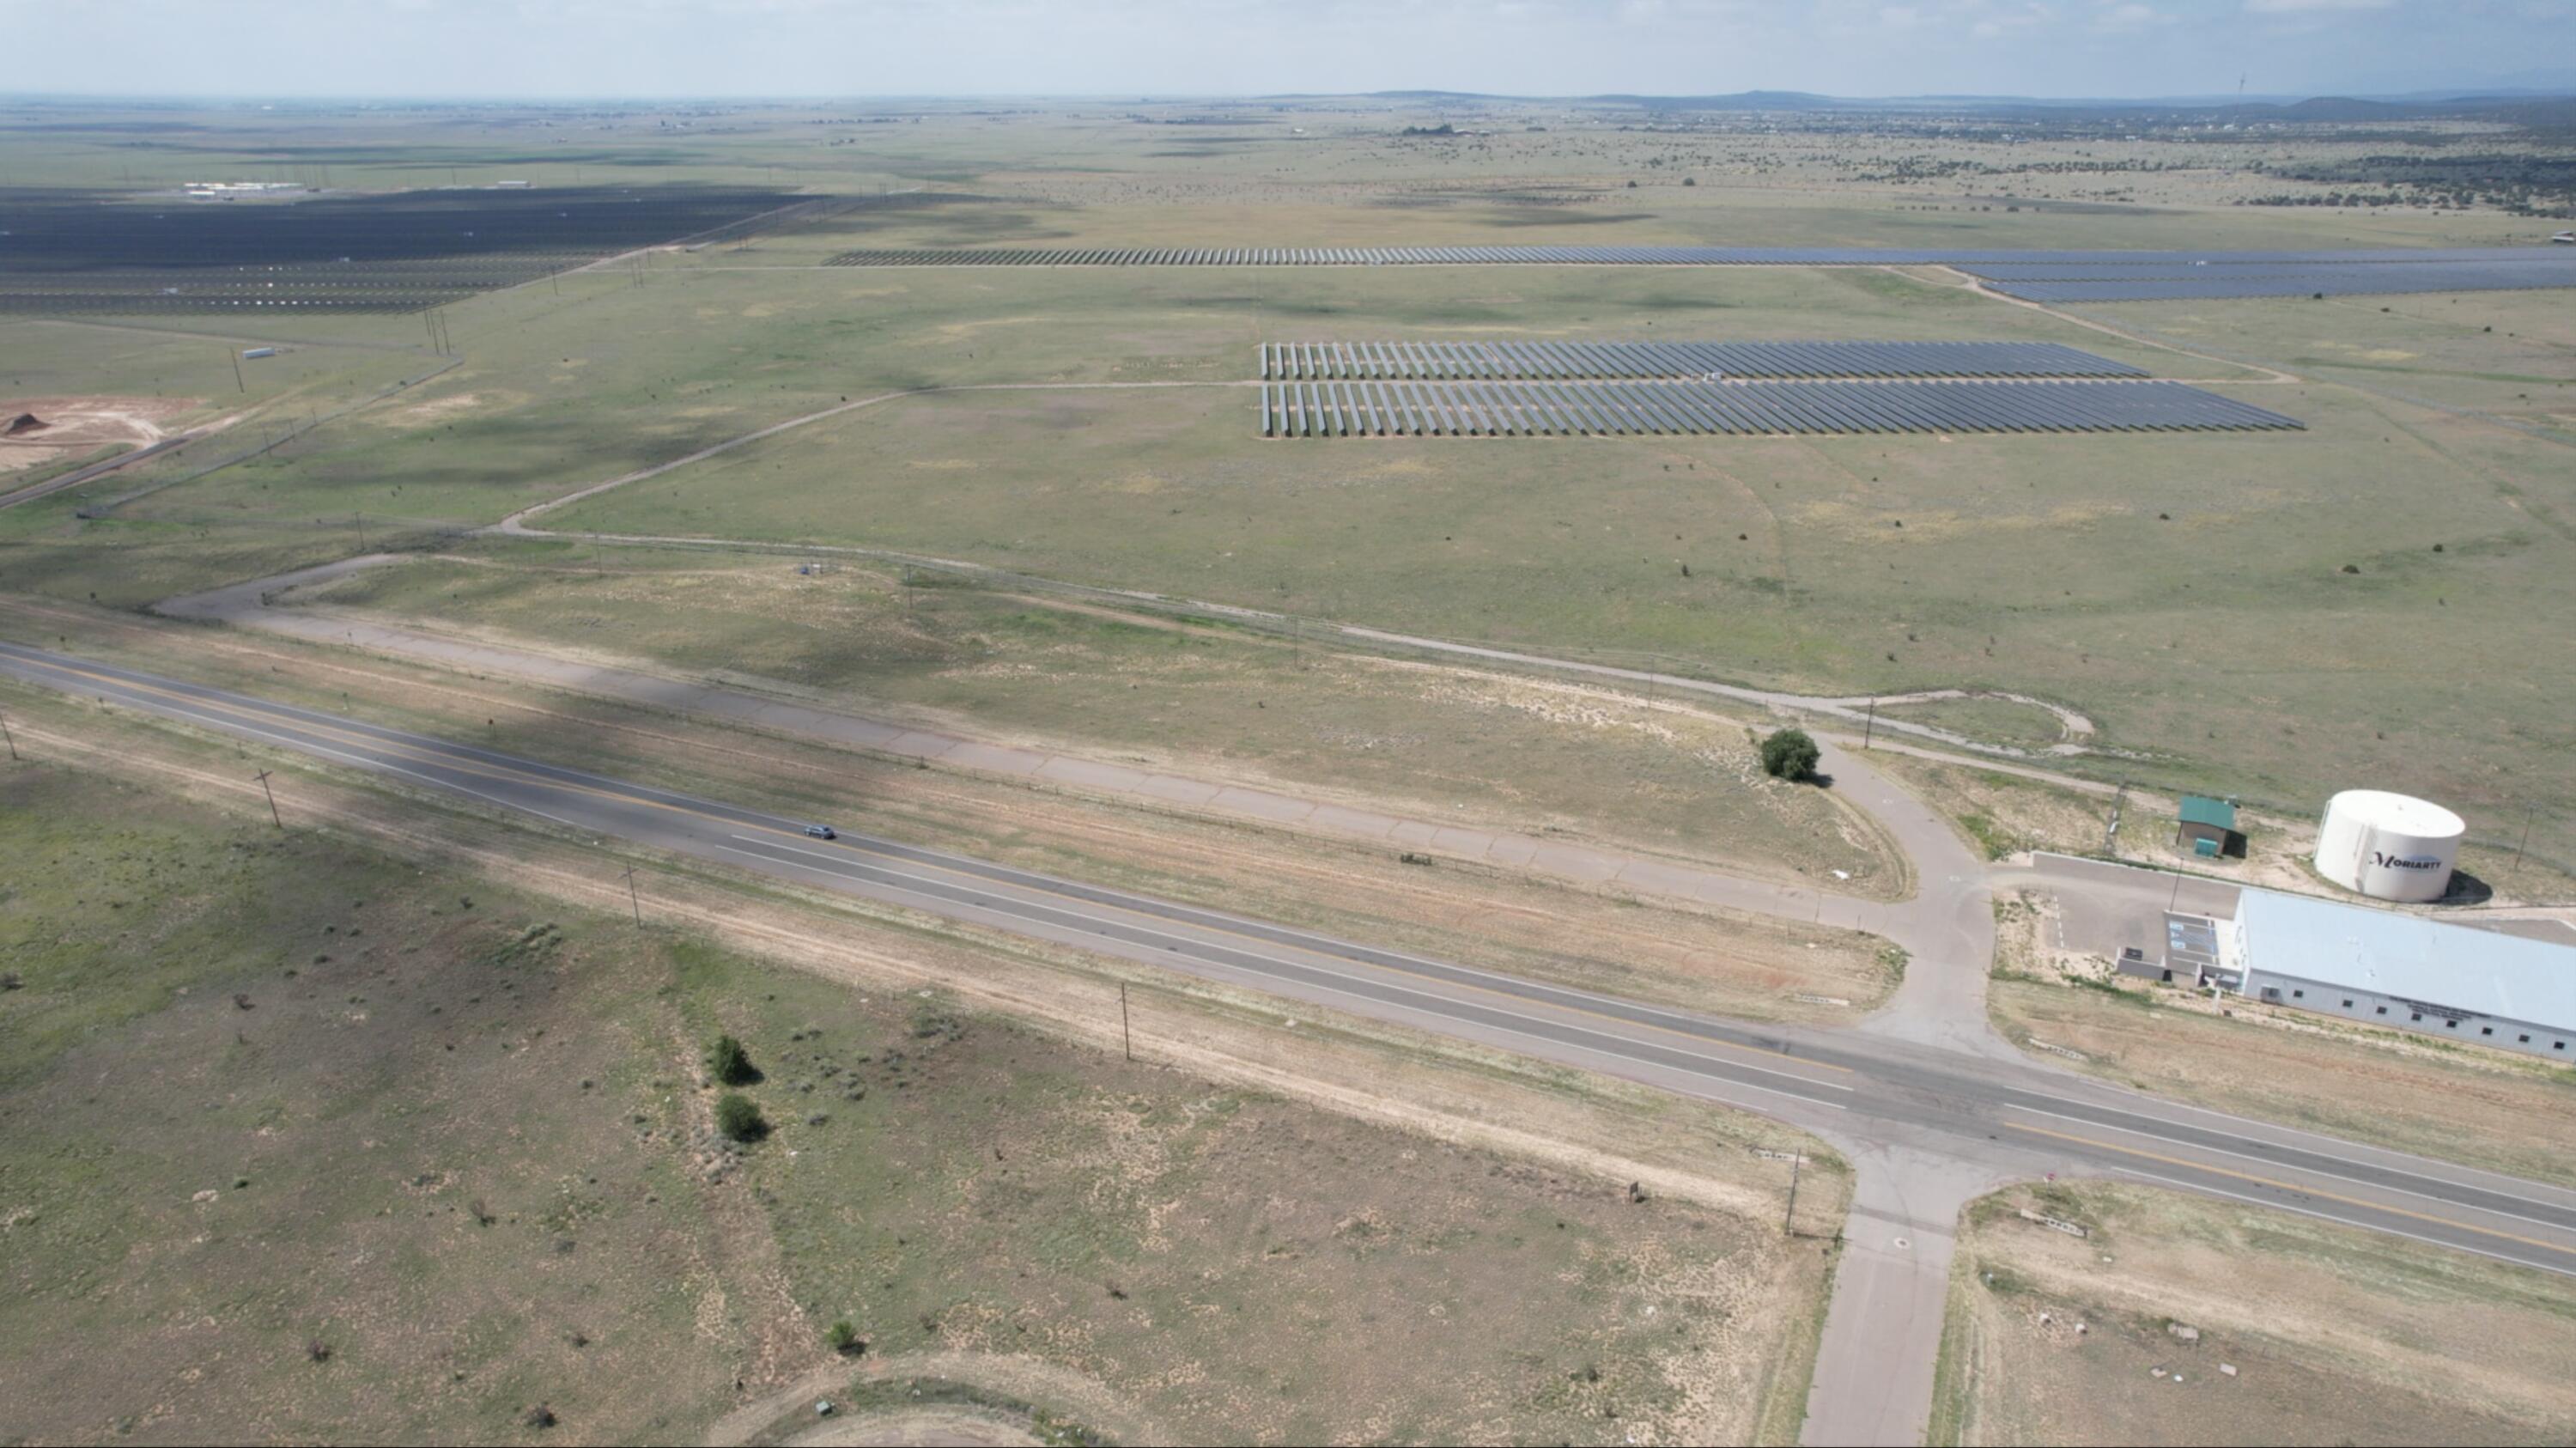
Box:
2178 795 2238 830
2176 794 2245 857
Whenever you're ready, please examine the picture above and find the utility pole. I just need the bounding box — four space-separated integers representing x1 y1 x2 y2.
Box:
1783 1152 1803 1235
622 865 642 926
355 512 367 551
1120 982 1133 1062
230 348 245 392
253 769 283 829
1863 697 1877 749
1 709 19 761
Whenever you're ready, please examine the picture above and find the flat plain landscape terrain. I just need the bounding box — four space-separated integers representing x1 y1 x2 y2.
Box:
6 85 2575 1447
0 747 1841 1446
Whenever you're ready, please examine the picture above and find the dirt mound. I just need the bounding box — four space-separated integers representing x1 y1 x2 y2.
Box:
3 412 45 436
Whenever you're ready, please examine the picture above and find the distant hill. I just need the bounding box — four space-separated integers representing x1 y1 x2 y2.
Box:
1314 87 2576 122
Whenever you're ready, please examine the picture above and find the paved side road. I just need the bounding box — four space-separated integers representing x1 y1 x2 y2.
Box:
159 557 1972 975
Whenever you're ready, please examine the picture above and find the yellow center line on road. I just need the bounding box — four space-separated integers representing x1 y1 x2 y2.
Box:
2003 1118 2576 1256
8 647 1858 1084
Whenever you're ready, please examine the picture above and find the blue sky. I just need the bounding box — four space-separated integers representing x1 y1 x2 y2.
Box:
5 0 2569 100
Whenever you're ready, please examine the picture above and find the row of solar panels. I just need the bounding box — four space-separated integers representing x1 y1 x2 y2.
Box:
1256 380 2302 436
1957 257 2576 283
827 244 2576 268
1258 339 2144 380
1975 264 2576 302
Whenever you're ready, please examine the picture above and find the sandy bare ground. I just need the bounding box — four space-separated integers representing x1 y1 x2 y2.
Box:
787 1408 1036 1446
0 394 197 473
1936 1181 2576 1445
709 1351 1151 1446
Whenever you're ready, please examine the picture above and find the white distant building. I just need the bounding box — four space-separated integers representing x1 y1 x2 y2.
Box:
2223 890 2576 1061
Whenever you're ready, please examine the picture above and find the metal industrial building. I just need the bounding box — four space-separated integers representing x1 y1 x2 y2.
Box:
2223 891 2576 1060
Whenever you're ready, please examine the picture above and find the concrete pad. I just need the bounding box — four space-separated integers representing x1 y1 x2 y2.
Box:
1134 774 1225 806
939 741 1048 776
1529 842 1625 882
1036 757 1154 794
1386 819 1443 849
1211 788 1317 824
1430 825 1498 856
1307 803 1402 841
885 731 962 759
1616 858 1726 901
811 714 908 748
1485 835 1540 868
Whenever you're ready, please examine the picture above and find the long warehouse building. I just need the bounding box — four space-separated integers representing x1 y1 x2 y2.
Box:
2224 890 2576 1060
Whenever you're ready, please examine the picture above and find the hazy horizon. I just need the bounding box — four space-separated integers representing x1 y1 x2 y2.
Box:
3 0 2569 105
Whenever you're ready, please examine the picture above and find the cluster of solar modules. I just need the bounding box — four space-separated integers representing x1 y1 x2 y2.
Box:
0 186 809 314
1257 379 2301 437
825 243 2576 301
1259 340 2146 381
1947 249 2576 302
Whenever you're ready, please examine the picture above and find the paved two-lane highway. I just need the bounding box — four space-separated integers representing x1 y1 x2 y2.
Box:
7 638 2573 1446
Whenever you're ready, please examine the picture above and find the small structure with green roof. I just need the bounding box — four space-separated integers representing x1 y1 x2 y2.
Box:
2176 794 2244 858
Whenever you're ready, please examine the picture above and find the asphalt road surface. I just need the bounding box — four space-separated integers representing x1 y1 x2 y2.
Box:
9 639 2575 1438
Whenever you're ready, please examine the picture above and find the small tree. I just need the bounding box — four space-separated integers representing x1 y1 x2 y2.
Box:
826 1319 865 1356
715 1092 768 1143
1759 727 1821 782
706 1033 758 1086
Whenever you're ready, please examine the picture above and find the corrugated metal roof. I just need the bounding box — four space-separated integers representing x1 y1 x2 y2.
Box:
2238 891 2576 1029
2178 794 2238 830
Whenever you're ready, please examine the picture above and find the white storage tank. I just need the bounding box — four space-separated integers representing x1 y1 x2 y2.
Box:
2314 790 2464 902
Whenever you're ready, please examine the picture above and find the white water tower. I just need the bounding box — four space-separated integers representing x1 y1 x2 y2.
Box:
2314 790 2464 903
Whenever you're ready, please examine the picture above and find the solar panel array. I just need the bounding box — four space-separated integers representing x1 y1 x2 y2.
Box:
1954 259 2576 302
1259 340 2145 380
1256 380 2302 437
823 243 2576 300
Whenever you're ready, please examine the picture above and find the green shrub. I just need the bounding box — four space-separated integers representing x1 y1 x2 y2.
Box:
706 1033 757 1086
827 1319 864 1356
1759 727 1821 782
715 1092 768 1143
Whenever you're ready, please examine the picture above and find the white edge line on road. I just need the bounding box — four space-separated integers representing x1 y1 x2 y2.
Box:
2113 1167 2576 1280
2004 1101 2576 1234
714 837 1854 1110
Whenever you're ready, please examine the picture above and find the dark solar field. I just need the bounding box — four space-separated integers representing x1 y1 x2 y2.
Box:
1256 379 2301 437
0 186 811 313
1259 340 2145 380
824 243 2576 301
1960 261 2576 301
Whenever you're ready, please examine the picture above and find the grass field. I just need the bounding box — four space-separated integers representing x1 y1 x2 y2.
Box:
1929 1181 2576 1445
0 592 1902 1023
0 746 1844 1446
10 103 2569 868
283 543 1903 891
539 341 2576 868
